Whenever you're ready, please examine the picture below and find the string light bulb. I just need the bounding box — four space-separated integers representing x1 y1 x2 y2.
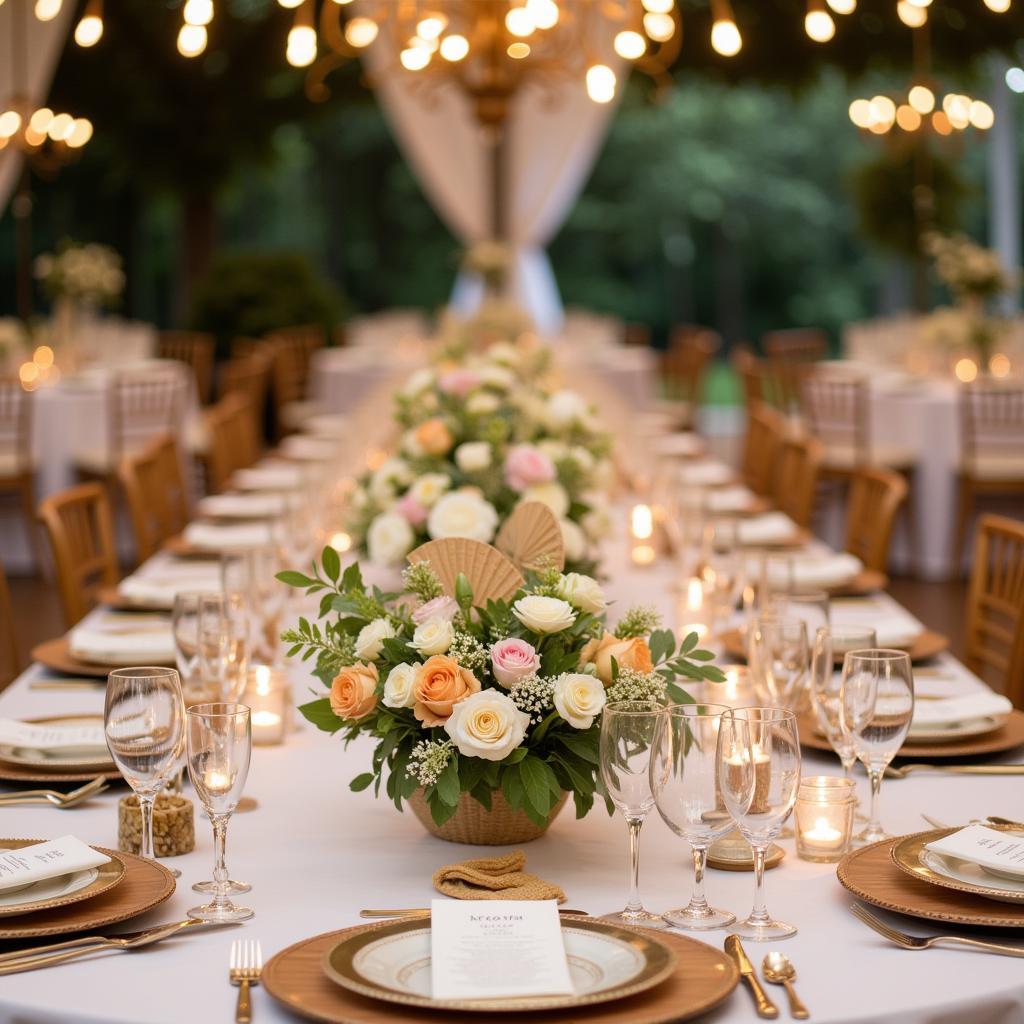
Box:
644 12 675 41
805 0 836 41
344 16 378 47
416 15 446 39
439 33 469 60
585 64 617 103
505 6 535 37
74 0 103 47
826 0 856 12
177 23 207 56
614 30 647 59
908 84 935 113
526 0 559 29
984 0 1011 10
711 0 742 55
641 0 674 12
65 118 93 147
34 0 61 22
400 46 431 70
896 0 928 26
183 0 213 27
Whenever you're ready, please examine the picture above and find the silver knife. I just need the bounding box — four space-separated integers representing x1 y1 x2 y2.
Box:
725 934 779 1019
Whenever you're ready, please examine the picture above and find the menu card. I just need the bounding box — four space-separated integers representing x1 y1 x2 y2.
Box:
927 824 1024 878
430 900 574 1000
0 836 110 893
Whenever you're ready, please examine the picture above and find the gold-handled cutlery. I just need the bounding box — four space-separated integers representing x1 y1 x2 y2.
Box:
229 939 262 1023
850 903 1024 957
0 776 109 808
358 907 590 919
29 678 106 691
761 952 810 1019
0 919 240 974
987 816 1024 829
885 763 1024 780
725 935 779 1019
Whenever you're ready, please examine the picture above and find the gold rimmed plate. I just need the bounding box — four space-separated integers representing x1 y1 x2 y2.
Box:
0 840 126 917
0 715 115 774
322 917 678 1013
719 628 948 665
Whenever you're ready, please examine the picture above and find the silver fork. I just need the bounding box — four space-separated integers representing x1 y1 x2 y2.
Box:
230 939 262 1023
0 777 109 808
850 903 1024 957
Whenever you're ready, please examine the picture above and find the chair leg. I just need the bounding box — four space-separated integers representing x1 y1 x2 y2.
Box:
951 475 973 578
18 477 46 573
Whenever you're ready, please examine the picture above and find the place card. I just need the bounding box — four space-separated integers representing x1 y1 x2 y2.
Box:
0 719 106 752
927 825 1024 878
0 836 110 893
430 899 574 1000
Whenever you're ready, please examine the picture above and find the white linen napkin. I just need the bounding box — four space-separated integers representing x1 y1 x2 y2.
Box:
706 486 758 513
303 413 349 438
278 436 339 461
119 572 220 607
0 837 111 893
197 493 285 519
832 602 924 648
677 460 735 486
745 552 863 589
69 624 175 665
926 825 1024 879
232 463 304 491
183 522 273 551
654 433 704 458
912 693 1012 729
738 512 799 545
0 719 106 753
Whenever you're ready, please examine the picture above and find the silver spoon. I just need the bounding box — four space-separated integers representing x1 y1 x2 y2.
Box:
762 952 810 1019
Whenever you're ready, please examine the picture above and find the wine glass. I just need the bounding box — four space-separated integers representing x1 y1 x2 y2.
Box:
105 668 186 862
840 649 914 844
222 547 287 664
599 701 668 930
717 707 801 940
650 703 736 930
702 521 745 637
750 618 809 712
171 593 205 706
774 589 830 639
186 702 254 922
810 626 878 783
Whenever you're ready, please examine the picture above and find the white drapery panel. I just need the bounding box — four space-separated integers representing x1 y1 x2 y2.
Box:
360 23 622 334
0 0 76 213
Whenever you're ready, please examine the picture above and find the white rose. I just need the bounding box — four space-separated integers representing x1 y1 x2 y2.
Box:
355 617 396 661
410 473 451 508
480 365 515 391
400 429 425 458
367 512 415 565
370 458 412 504
351 486 370 511
467 392 500 416
559 519 587 564
428 491 499 543
402 368 435 397
569 446 595 474
553 673 606 730
538 440 569 463
513 594 576 634
444 690 531 762
521 481 569 519
409 617 455 656
382 663 417 708
487 342 520 368
557 572 606 615
546 389 591 430
455 442 492 473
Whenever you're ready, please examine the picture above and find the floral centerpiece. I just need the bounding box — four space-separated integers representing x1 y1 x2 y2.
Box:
0 318 29 374
279 538 723 843
347 353 614 574
35 241 125 308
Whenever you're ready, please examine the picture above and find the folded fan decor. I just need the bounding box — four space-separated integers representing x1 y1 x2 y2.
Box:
433 851 566 903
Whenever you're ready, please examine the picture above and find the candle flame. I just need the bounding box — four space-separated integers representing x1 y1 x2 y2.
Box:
631 504 653 540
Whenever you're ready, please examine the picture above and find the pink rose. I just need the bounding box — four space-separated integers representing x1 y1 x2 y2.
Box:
413 595 460 625
503 445 556 493
491 638 541 689
396 493 428 527
439 369 481 397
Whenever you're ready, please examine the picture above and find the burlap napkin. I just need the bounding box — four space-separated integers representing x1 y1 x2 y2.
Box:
432 850 566 903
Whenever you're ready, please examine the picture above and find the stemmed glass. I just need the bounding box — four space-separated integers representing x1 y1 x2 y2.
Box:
840 650 914 844
717 707 801 939
599 701 668 930
171 593 204 705
222 547 287 664
650 704 736 930
186 702 254 922
702 521 745 637
750 618 809 712
774 590 830 639
104 668 186 863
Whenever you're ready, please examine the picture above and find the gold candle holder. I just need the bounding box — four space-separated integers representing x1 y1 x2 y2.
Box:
795 776 855 863
245 665 289 745
118 794 195 858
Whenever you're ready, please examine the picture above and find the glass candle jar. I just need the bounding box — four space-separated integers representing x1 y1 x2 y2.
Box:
244 665 289 746
794 776 856 863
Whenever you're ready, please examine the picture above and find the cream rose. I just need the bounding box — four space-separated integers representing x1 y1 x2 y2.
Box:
413 654 481 726
367 512 415 565
546 389 592 430
480 365 515 391
329 662 379 721
443 690 530 762
427 491 499 543
354 617 396 661
579 634 654 685
467 392 501 416
520 481 570 519
455 441 492 473
513 594 576 634
369 457 412 504
409 617 455 656
402 368 435 397
382 663 417 709
557 572 607 615
409 473 451 508
559 519 587 564
553 672 606 729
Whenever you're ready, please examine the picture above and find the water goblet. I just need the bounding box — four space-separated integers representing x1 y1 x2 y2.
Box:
750 618 809 712
774 589 830 639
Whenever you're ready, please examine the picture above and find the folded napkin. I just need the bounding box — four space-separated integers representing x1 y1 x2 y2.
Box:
183 522 273 551
279 436 339 461
303 413 349 439
912 693 1012 729
0 719 106 754
706 485 757 513
119 572 220 607
677 460 735 487
832 603 924 648
69 624 175 665
0 836 111 893
654 433 704 458
738 512 799 546
926 825 1024 879
433 851 566 904
233 463 304 491
197 493 285 519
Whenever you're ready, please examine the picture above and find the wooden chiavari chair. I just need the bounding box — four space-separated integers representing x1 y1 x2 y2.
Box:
118 435 190 564
953 382 1024 567
844 465 908 574
38 482 120 627
965 514 1024 701
0 557 21 688
204 394 261 494
658 330 719 430
157 330 215 405
0 377 43 569
731 345 765 408
773 434 824 530
762 328 827 413
741 401 786 497
622 323 651 348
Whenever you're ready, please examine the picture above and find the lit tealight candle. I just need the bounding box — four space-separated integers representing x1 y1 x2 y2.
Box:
204 768 232 794
245 665 288 745
630 503 657 567
795 776 856 863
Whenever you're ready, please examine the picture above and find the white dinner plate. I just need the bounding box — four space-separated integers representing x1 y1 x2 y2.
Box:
0 869 100 911
919 848 1024 905
906 715 1007 744
0 716 114 772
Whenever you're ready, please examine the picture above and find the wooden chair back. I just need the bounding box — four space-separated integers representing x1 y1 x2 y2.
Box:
801 371 870 463
0 558 20 688
773 434 824 529
622 323 651 348
204 394 261 493
762 328 828 363
118 435 190 564
270 324 326 387
731 346 765 408
960 382 1024 475
659 330 719 409
844 466 908 573
38 482 119 627
741 401 786 497
966 514 1024 701
157 330 215 404
108 366 185 467
0 377 33 477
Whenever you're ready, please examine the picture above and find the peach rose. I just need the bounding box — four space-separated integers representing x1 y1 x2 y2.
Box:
414 418 455 457
330 662 379 721
579 634 654 686
413 654 481 727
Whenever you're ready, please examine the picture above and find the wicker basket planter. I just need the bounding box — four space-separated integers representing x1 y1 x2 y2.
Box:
408 789 570 845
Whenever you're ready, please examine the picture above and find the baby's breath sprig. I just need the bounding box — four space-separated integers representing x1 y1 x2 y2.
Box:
407 739 454 788
606 669 668 705
615 605 662 639
509 674 555 724
402 562 444 603
449 630 489 672
527 564 567 598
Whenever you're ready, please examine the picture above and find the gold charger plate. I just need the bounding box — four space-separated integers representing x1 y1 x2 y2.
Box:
263 922 740 1024
0 715 115 774
0 846 174 939
162 534 254 560
890 826 1024 905
0 839 126 917
797 709 1024 760
30 636 175 677
838 836 1024 928
98 585 171 612
719 628 948 665
323 917 676 1013
829 570 888 597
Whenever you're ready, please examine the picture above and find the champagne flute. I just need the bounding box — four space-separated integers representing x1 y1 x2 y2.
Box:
104 667 186 863
750 618 809 712
186 702 254 922
840 649 914 844
650 703 736 930
599 701 668 930
717 707 801 940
